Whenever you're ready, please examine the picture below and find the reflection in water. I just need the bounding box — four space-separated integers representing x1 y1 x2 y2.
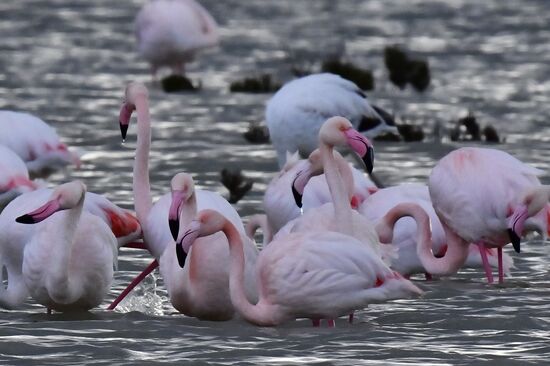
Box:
0 0 550 364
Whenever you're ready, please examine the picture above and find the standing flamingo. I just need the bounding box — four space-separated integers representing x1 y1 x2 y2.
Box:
359 183 514 279
0 145 43 210
0 187 142 309
111 82 248 310
425 147 550 283
175 209 423 327
277 117 396 265
12 181 117 312
0 110 80 178
135 0 219 79
266 73 397 167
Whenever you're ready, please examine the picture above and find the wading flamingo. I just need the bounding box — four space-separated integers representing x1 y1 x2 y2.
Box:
13 181 117 312
0 110 80 178
278 117 395 265
175 209 422 327
135 0 219 79
425 147 550 283
359 183 514 279
266 73 397 167
109 82 247 311
0 187 141 310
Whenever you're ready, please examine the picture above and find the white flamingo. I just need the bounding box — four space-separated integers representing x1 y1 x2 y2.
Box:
12 181 117 312
175 209 422 326
0 187 142 310
266 73 397 167
109 83 248 312
0 110 80 178
135 0 219 79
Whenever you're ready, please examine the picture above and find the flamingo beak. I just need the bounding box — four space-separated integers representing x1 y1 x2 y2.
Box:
343 129 374 174
169 190 186 241
118 102 134 141
291 164 313 208
175 221 201 268
507 204 528 253
16 198 61 224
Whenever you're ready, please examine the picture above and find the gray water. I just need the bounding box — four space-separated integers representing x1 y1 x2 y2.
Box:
1 0 550 364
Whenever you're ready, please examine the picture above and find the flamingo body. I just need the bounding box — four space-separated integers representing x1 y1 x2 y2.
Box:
0 111 79 178
265 73 397 167
135 0 219 76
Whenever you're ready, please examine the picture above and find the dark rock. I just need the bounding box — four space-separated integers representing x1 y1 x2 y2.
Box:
374 131 402 142
229 74 281 93
321 59 375 90
397 124 425 142
243 123 270 144
220 168 254 204
384 45 431 92
458 112 481 140
161 75 197 92
483 125 500 143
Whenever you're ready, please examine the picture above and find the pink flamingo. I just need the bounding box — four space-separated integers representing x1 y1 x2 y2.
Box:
386 147 549 284
11 181 117 312
277 117 394 266
0 145 43 210
359 183 514 279
112 82 249 311
175 209 423 326
0 110 80 178
135 0 219 79
0 186 142 310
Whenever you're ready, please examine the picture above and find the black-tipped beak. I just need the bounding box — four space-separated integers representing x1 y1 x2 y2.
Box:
16 214 36 224
176 243 188 268
363 147 374 174
119 123 128 141
169 219 179 241
291 182 303 208
508 228 521 253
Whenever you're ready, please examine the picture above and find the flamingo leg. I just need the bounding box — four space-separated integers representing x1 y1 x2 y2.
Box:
348 312 354 324
424 272 433 281
47 308 52 315
312 319 321 327
477 241 494 284
498 247 504 284
327 319 335 327
108 259 159 310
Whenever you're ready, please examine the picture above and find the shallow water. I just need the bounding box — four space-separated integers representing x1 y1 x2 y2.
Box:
1 0 550 364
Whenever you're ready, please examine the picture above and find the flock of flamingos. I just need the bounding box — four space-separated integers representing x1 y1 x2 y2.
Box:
0 0 549 327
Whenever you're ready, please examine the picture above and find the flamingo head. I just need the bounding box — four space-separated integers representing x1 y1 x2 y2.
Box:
175 209 225 268
290 150 323 208
119 82 149 141
16 181 86 224
319 117 374 174
168 173 196 241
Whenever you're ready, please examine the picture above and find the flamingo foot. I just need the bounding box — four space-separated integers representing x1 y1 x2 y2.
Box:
123 242 147 250
47 308 52 315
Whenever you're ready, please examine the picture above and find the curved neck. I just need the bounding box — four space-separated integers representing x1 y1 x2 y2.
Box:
179 194 198 232
376 203 469 275
133 95 153 225
46 196 85 302
245 214 273 248
223 220 275 326
334 153 355 203
320 144 352 234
